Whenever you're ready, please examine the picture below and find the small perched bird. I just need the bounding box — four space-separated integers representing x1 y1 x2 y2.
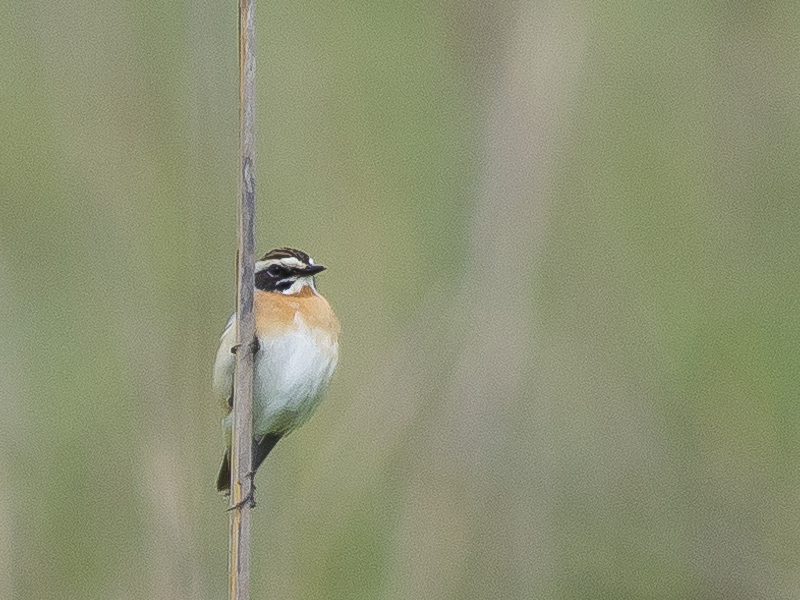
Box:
213 247 340 498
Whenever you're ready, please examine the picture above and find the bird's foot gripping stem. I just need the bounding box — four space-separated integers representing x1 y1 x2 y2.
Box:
230 337 260 355
227 471 257 511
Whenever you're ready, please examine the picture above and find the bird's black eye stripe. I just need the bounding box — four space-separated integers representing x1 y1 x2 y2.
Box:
266 265 288 277
256 264 297 291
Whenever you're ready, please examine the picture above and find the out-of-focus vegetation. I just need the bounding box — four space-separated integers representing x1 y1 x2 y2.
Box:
1 1 799 598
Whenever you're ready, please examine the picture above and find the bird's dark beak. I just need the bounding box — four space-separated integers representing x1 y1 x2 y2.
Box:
301 264 326 276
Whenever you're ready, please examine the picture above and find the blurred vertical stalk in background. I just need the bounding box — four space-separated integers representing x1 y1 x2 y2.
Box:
383 2 587 597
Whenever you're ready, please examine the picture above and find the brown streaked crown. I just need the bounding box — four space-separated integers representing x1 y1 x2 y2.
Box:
259 247 311 264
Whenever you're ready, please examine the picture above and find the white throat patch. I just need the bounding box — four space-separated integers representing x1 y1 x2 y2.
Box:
280 276 317 295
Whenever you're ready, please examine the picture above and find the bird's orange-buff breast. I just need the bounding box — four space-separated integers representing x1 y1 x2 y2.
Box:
254 287 340 339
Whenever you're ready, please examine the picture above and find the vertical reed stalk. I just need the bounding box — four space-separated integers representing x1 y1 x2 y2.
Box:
229 0 256 598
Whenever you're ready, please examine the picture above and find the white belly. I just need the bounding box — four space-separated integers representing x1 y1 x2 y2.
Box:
252 323 338 436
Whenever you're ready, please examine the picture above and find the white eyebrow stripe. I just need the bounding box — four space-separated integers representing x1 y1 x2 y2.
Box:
255 259 280 272
279 257 304 268
254 254 315 272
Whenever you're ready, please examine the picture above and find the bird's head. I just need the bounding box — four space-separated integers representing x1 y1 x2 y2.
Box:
255 247 326 295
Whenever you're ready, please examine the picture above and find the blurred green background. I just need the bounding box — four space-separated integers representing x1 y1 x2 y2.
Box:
1 1 799 598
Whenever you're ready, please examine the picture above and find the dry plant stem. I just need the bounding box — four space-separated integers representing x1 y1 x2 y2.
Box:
229 0 256 599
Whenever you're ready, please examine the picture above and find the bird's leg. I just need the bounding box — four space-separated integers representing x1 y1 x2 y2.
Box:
226 470 257 511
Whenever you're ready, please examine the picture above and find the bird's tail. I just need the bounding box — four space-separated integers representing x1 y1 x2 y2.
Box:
216 450 231 493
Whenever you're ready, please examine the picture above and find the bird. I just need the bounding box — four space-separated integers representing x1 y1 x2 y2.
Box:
212 247 340 501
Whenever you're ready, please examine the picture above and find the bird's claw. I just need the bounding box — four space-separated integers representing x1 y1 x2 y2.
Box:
230 338 260 355
227 491 256 511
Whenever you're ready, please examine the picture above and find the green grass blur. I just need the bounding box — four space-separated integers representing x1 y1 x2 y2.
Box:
1 1 799 598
